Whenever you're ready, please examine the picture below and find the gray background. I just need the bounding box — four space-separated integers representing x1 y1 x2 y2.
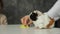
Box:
2 0 57 25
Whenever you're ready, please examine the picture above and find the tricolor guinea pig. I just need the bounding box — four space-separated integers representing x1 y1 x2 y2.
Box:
29 10 55 29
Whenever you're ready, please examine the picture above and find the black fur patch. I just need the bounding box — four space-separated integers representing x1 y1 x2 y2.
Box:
30 13 38 21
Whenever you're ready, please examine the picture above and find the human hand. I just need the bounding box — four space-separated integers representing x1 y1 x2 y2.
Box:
21 15 32 26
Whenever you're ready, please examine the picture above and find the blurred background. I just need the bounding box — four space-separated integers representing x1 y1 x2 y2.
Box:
0 0 60 27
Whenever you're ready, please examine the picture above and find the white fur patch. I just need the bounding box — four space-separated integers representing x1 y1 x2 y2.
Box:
33 13 53 28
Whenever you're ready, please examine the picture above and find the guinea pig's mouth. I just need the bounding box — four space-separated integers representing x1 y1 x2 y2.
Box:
30 12 38 21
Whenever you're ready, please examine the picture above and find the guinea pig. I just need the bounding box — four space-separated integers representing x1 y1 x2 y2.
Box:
29 10 55 29
0 14 7 25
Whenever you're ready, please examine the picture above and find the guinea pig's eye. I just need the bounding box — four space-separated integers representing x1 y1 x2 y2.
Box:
30 13 38 21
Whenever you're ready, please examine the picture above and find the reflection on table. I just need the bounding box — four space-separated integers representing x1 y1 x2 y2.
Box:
0 25 60 34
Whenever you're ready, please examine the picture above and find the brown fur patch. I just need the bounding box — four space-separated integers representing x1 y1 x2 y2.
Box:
46 18 54 28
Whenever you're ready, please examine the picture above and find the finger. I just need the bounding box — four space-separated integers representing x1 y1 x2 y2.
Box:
24 17 28 24
21 17 27 25
28 18 33 25
21 18 24 24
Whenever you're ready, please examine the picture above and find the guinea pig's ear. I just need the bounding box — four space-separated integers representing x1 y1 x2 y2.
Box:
34 10 43 16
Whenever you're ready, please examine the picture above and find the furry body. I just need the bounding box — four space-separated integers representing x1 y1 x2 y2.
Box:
0 14 7 25
30 10 55 29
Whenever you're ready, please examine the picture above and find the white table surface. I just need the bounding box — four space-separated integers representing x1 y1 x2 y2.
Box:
0 25 60 34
